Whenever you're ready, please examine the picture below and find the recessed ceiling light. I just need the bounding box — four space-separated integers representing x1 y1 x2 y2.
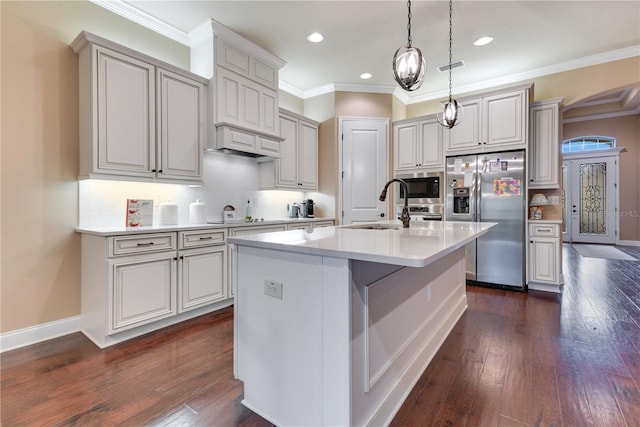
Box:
360 73 372 80
307 32 324 43
474 36 494 46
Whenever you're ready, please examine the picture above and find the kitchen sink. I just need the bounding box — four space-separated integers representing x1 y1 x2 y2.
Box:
341 223 402 230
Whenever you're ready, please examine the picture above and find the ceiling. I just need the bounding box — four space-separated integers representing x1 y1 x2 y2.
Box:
102 1 639 113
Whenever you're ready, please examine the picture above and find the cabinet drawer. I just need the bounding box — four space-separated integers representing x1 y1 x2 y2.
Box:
313 221 334 228
529 223 559 238
180 229 226 249
287 222 312 231
230 225 287 237
110 233 176 257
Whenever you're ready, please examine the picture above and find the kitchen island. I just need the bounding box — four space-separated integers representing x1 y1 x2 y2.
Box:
229 220 495 426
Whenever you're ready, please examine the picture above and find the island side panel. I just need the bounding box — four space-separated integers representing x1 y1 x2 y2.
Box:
234 245 337 426
350 246 468 426
320 256 353 426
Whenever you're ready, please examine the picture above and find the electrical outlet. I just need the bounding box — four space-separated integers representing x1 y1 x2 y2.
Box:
253 195 260 207
264 279 283 299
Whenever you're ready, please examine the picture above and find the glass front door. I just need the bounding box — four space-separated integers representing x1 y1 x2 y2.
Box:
562 156 617 244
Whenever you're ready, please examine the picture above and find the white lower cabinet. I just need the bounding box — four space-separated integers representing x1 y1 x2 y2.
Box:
178 230 227 313
81 230 230 348
528 222 563 293
109 252 177 334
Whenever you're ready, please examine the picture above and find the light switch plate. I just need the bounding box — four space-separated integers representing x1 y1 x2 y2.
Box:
264 279 283 299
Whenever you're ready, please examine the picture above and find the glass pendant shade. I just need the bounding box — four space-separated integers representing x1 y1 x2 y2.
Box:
393 45 426 91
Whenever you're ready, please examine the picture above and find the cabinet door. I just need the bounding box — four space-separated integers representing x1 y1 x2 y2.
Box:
157 69 204 181
418 118 443 168
529 238 558 283
216 67 278 138
483 89 527 149
394 122 418 170
276 115 299 188
445 99 481 153
97 47 155 177
298 120 318 189
179 246 227 313
108 252 176 334
529 103 560 188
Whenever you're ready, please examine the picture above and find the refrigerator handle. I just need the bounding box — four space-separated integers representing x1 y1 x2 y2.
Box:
476 169 481 222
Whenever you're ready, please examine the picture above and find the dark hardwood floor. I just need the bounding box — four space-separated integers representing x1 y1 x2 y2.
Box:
2 244 639 426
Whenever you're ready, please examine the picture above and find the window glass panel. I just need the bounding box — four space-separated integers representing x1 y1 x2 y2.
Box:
561 136 615 153
579 161 607 235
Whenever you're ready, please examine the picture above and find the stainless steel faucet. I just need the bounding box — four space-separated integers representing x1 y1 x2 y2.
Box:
379 178 410 228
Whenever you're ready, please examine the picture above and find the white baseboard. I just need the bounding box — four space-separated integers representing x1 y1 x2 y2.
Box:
618 240 640 247
0 316 81 353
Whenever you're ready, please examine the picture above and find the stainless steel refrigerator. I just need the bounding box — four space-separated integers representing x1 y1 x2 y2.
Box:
445 150 526 290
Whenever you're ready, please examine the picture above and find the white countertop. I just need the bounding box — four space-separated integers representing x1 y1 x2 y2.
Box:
75 217 334 237
228 220 496 268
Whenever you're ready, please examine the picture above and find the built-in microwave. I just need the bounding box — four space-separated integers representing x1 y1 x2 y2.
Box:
395 171 444 205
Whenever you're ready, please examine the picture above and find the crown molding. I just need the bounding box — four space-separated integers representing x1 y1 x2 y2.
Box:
563 108 640 124
279 80 305 99
89 0 189 45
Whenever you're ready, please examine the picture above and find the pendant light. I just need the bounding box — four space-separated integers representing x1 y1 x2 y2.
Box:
438 0 463 128
392 0 426 91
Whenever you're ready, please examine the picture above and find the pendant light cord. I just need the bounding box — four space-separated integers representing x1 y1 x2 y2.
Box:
407 0 413 47
448 0 453 103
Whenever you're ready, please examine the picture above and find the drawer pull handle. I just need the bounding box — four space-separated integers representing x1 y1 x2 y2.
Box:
136 242 155 247
538 228 552 232
199 236 213 240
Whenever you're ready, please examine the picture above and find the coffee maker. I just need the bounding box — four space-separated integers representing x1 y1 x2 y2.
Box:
302 199 315 218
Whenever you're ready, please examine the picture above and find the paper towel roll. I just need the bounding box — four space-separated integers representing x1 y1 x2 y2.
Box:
159 201 178 225
189 199 206 224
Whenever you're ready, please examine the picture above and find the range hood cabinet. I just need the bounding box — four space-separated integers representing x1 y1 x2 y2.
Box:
189 19 286 158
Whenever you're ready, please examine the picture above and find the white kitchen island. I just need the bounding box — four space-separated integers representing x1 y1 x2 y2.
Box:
228 220 495 427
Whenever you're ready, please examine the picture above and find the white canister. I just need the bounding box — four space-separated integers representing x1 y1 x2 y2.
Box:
159 201 179 225
189 199 207 224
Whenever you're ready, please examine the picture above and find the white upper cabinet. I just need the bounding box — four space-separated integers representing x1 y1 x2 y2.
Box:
72 32 207 183
157 69 205 181
260 110 319 190
529 98 563 189
445 85 530 155
189 19 286 157
394 115 443 172
95 47 156 178
298 120 319 188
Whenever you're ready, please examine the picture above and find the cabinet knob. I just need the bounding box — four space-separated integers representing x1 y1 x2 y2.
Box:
158 169 163 173
180 255 184 259
151 168 156 172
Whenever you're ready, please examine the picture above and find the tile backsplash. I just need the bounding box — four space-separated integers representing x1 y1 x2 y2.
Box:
78 151 322 227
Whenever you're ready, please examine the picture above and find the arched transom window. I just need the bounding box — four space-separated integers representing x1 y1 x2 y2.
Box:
561 136 616 153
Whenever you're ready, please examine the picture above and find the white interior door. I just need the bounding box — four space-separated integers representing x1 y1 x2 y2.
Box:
339 117 388 224
563 155 618 244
